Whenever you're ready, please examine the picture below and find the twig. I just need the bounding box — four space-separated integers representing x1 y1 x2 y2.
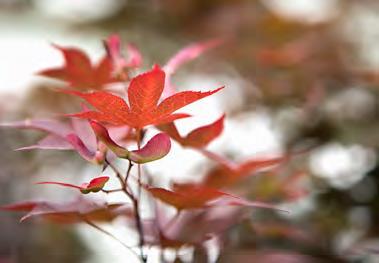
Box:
125 160 134 185
135 128 146 262
101 188 124 194
105 154 146 262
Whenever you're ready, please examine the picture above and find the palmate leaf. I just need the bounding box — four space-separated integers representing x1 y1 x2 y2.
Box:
38 45 117 90
63 65 223 129
37 176 109 194
157 114 225 148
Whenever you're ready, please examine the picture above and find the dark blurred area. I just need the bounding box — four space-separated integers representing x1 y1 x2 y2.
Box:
1 0 379 262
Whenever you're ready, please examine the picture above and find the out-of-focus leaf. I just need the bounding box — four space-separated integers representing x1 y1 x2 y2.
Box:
162 39 223 97
104 34 142 78
65 133 97 162
0 118 129 164
145 183 282 212
203 156 285 188
146 185 226 210
38 45 116 90
1 198 132 224
0 119 72 137
16 134 73 151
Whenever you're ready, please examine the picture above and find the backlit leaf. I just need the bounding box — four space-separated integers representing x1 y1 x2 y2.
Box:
129 133 171 164
64 66 223 129
158 114 225 148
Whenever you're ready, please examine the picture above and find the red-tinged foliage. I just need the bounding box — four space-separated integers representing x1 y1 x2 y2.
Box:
164 39 223 75
65 133 102 163
2 34 308 262
202 156 286 189
1 117 138 164
104 35 222 98
90 120 129 157
128 133 171 164
157 114 225 148
63 65 223 129
162 39 223 97
1 198 132 224
1 201 39 212
145 185 226 210
38 45 117 90
1 118 108 163
145 202 281 249
90 120 171 163
145 183 282 212
173 183 286 211
104 34 142 78
37 176 109 194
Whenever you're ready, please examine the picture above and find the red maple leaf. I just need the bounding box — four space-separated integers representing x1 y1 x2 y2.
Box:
62 65 223 129
38 45 117 90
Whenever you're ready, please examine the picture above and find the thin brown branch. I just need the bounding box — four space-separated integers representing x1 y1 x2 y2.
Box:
125 160 134 185
101 188 124 194
135 128 146 262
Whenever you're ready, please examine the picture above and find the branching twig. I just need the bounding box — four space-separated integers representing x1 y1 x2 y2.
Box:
105 152 146 262
101 188 124 194
125 160 134 185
